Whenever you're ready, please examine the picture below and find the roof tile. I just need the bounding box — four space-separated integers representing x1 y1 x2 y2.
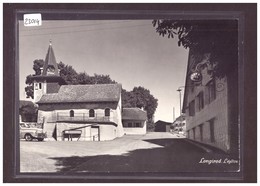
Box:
122 108 147 121
38 84 121 104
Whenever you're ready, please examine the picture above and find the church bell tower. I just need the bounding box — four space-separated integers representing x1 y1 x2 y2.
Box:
31 40 66 103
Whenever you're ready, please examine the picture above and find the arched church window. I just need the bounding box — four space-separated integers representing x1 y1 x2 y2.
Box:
89 109 95 117
105 108 110 117
35 83 38 90
70 110 74 117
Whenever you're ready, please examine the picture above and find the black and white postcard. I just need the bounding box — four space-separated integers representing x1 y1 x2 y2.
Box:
3 3 257 183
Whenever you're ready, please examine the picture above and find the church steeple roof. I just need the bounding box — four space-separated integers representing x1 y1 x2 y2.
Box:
42 40 59 76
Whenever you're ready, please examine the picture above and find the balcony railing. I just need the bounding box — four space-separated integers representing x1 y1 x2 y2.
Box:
56 113 112 123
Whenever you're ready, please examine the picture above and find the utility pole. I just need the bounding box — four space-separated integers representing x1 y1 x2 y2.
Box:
177 88 182 116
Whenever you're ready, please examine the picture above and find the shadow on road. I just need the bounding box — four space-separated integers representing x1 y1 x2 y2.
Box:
49 138 240 173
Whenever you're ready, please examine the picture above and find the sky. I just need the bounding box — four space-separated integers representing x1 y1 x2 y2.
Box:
19 20 189 122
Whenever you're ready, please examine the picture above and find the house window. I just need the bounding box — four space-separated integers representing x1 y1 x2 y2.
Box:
123 122 142 128
199 124 203 141
191 81 195 93
89 109 95 117
70 110 74 117
189 100 195 116
105 108 110 117
196 92 204 112
192 128 196 140
124 122 132 127
123 122 127 127
207 80 216 104
39 83 42 89
209 119 215 143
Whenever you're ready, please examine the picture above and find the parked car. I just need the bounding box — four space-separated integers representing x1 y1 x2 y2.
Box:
20 123 47 141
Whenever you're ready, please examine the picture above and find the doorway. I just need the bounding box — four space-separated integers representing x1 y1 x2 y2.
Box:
91 126 100 141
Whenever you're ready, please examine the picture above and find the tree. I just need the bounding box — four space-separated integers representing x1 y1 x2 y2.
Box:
153 19 238 78
57 62 116 85
25 84 34 99
91 74 117 84
33 59 45 75
25 60 45 99
58 61 79 85
122 89 137 108
77 72 92 84
19 100 38 122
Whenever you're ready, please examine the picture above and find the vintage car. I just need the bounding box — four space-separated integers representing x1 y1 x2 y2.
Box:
20 123 47 141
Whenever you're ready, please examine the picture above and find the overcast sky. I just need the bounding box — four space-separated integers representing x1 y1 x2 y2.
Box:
19 20 189 122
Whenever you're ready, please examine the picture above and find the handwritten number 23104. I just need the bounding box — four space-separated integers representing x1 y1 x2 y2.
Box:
24 18 40 26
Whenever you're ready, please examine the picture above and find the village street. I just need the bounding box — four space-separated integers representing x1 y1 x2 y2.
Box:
20 132 239 173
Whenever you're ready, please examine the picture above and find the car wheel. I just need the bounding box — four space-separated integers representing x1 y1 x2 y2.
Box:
38 138 44 141
24 134 33 141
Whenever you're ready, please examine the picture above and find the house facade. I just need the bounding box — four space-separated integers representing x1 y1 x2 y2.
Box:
154 120 172 132
172 115 186 135
30 42 146 141
122 108 147 135
182 51 239 154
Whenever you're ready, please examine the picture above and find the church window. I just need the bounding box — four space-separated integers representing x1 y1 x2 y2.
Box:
47 65 55 75
35 83 38 90
70 110 74 117
89 109 95 117
105 108 110 116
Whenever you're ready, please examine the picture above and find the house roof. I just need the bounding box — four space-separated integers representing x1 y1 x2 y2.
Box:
154 120 172 126
122 108 147 121
42 42 59 76
37 84 121 104
173 115 186 123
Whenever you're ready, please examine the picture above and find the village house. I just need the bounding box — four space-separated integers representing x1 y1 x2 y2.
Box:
29 42 147 141
172 115 186 135
122 108 147 135
154 120 172 132
182 51 238 154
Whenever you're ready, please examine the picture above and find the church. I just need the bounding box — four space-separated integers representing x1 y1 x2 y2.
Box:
30 42 147 141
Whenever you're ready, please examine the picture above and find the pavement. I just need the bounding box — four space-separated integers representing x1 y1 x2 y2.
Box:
20 132 239 173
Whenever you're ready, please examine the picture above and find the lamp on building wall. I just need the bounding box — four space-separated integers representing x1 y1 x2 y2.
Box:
189 55 224 92
189 53 214 83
